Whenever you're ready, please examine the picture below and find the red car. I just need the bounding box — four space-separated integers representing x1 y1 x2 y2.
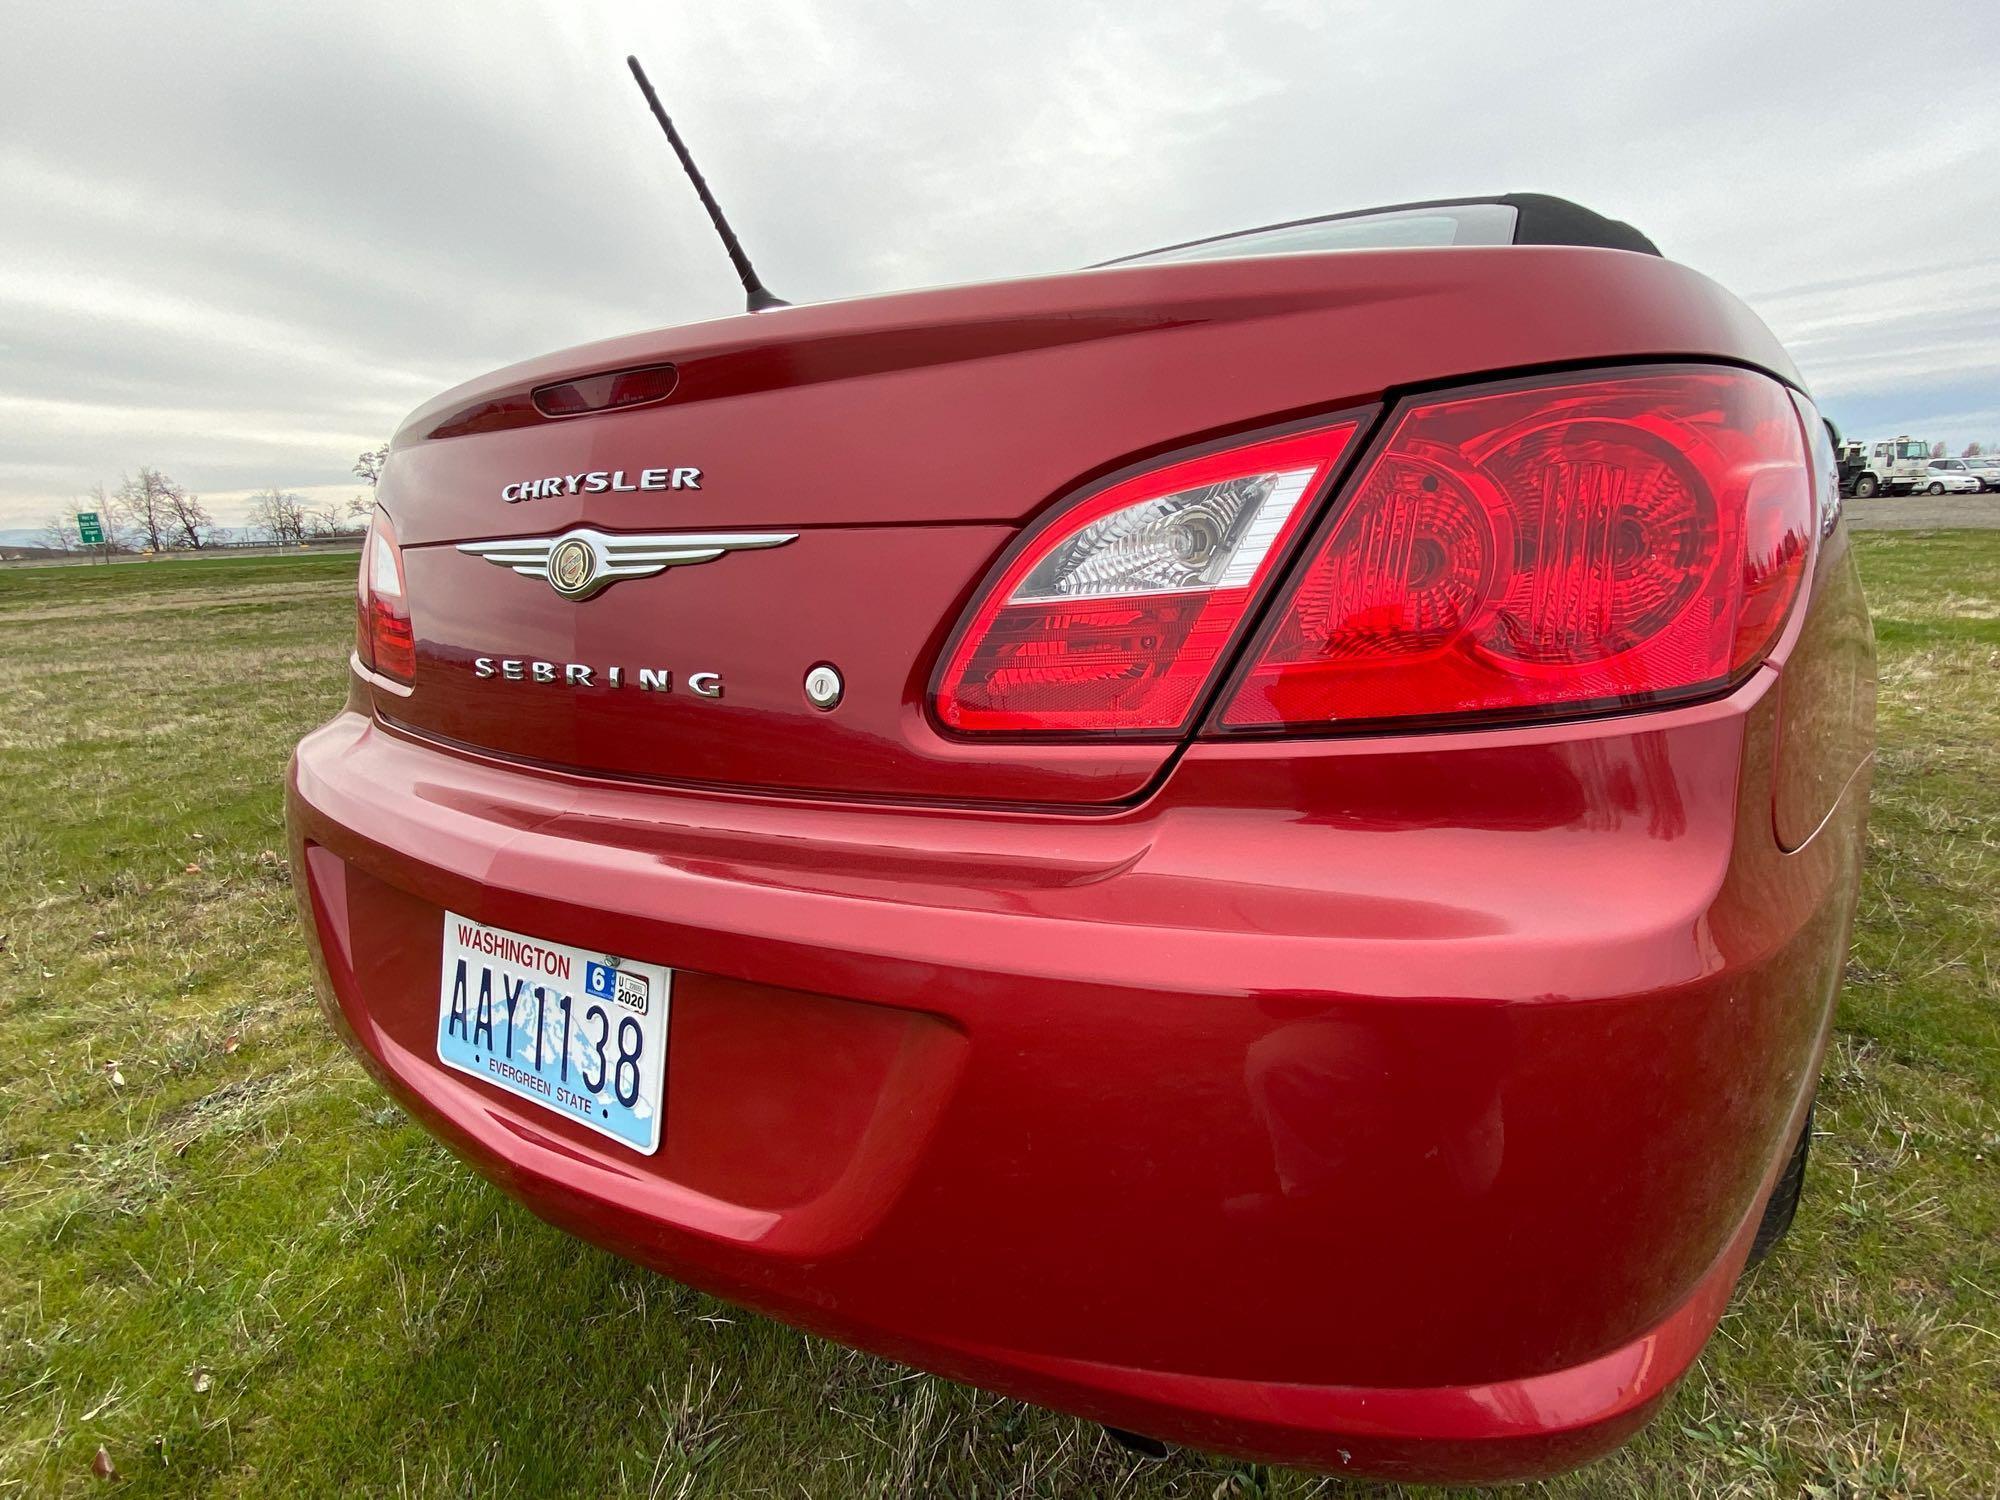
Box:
288 194 1875 1482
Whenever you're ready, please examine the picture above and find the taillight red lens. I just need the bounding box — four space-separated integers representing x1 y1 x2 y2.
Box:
934 422 1358 734
1218 368 1812 731
356 508 415 684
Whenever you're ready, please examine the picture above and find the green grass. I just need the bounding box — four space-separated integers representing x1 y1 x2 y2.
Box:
2 541 1996 1497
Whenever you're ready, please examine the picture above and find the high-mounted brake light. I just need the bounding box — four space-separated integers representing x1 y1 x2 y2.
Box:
1218 367 1813 731
532 362 679 418
355 508 415 684
934 423 1358 734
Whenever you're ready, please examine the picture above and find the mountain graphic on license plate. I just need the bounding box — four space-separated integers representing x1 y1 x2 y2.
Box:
435 914 672 1155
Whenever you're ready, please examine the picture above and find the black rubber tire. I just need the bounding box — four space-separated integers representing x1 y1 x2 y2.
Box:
1855 474 1879 498
1747 1104 1813 1266
1928 481 1946 495
1102 1426 1171 1461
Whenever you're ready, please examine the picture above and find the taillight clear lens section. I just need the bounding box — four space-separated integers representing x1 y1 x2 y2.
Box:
1219 368 1812 730
355 508 415 683
935 422 1357 733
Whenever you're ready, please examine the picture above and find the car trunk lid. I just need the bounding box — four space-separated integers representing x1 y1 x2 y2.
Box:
372 246 1797 807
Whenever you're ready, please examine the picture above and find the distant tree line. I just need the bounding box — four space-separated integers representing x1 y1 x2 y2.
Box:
36 445 390 555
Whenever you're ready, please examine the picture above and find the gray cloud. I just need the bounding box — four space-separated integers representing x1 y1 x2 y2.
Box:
2 0 1996 528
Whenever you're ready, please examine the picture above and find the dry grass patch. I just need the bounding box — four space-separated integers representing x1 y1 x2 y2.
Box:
1 541 1997 1497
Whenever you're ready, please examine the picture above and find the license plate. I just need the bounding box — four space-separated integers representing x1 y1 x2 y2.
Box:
436 913 671 1155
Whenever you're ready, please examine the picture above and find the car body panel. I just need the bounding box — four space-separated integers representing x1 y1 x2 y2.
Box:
291 648 1866 1477
374 248 1799 806
293 233 1873 1480
390 248 1798 546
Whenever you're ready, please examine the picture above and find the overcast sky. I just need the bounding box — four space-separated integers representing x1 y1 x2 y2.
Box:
3 0 1996 532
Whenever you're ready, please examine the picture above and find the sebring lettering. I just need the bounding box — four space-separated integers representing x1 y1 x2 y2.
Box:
502 467 701 503
473 657 716 696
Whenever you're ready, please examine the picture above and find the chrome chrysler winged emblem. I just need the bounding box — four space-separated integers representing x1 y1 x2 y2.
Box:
457 526 797 601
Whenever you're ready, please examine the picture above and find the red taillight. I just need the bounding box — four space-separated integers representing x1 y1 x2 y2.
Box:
356 508 415 684
1218 368 1813 731
934 422 1359 734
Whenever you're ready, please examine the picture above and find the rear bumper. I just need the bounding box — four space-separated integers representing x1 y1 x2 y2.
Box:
287 669 1866 1482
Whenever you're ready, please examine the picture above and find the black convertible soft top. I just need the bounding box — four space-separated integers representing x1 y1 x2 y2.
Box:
1495 193 1659 254
1104 193 1660 266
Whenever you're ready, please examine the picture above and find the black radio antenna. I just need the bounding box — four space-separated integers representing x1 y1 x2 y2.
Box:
626 54 787 313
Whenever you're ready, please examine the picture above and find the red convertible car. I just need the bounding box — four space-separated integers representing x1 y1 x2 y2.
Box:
288 194 1875 1481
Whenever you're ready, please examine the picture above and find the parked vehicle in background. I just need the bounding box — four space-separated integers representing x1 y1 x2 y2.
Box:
1919 460 1984 495
289 190 1876 1482
1843 436 1936 497
1835 440 1869 496
1942 456 2000 492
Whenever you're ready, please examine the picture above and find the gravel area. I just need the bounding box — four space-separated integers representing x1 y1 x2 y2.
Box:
1845 492 2000 530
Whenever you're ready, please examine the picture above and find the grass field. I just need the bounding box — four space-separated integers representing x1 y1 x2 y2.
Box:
2 540 1996 1497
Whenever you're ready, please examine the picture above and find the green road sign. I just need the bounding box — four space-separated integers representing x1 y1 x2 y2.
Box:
77 511 104 546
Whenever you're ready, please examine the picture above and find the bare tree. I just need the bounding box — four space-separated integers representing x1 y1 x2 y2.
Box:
1965 441 1985 458
109 469 165 551
349 441 391 522
1930 440 1948 460
164 484 214 549
353 444 390 488
306 502 348 538
246 487 309 543
110 467 204 552
38 512 80 553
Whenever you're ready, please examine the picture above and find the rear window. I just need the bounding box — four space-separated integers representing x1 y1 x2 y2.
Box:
1110 203 1518 267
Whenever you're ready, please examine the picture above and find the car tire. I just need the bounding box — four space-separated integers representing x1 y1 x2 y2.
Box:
1747 1103 1813 1266
1102 1427 1172 1461
1927 481 1945 495
1855 474 1879 498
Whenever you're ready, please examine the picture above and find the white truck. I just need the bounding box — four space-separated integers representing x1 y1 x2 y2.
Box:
1837 435 1935 497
